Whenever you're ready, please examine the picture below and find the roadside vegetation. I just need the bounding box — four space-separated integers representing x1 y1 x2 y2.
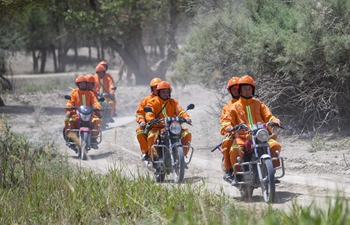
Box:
176 0 350 133
1 116 350 224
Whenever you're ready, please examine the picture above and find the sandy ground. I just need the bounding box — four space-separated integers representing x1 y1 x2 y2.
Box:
2 77 350 212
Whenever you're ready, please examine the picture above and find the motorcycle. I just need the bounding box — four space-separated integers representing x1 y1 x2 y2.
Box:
143 103 195 183
64 95 102 160
212 122 285 203
98 86 117 129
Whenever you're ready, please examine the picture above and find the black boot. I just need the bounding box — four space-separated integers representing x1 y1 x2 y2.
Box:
223 168 234 182
91 138 99 149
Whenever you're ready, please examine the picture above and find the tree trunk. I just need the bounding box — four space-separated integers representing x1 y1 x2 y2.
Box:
51 45 58 73
40 48 47 73
32 50 39 73
109 31 153 85
153 0 180 79
0 96 4 106
74 42 79 71
0 74 12 91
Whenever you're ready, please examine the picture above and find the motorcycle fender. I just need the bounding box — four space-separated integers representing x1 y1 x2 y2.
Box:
171 142 182 149
259 154 271 162
80 127 90 132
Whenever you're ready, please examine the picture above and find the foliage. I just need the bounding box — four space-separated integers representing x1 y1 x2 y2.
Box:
0 115 58 188
175 0 350 132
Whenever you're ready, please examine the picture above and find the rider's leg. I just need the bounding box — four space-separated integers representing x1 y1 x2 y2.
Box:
229 138 245 174
136 126 148 155
64 115 78 147
180 128 191 156
221 136 234 172
269 139 281 167
147 128 159 158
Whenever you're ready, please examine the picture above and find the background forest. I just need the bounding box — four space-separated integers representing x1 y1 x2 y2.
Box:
2 0 350 132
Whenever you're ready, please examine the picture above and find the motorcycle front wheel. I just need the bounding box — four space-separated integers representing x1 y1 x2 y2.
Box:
260 158 275 203
172 146 185 183
79 132 89 160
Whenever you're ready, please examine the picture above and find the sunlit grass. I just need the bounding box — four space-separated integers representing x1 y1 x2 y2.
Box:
1 116 350 224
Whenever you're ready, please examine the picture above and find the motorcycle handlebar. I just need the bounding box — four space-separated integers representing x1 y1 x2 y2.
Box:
211 143 222 152
65 106 102 111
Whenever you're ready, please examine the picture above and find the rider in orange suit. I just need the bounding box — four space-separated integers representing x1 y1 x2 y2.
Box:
145 81 192 158
93 63 117 120
221 75 282 185
220 76 240 181
135 77 162 160
64 75 102 149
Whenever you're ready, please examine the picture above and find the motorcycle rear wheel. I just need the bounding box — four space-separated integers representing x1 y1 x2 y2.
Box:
172 146 185 183
260 158 275 203
78 132 89 160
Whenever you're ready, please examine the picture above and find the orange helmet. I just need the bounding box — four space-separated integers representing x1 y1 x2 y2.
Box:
238 75 255 87
238 75 255 95
95 64 106 72
85 74 95 90
227 76 240 92
150 77 162 87
75 75 87 86
86 74 95 83
157 81 172 91
99 60 108 70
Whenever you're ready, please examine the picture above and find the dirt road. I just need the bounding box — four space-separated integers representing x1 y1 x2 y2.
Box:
3 84 350 211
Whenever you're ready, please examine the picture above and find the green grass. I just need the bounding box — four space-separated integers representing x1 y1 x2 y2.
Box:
1 116 350 224
308 132 350 152
12 76 77 93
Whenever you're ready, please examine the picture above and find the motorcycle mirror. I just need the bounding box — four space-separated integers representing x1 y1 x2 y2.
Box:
186 103 195 110
64 95 71 100
144 106 152 113
111 86 117 91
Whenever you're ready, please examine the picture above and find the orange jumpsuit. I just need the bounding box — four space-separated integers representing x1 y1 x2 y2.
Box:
220 98 239 171
135 93 157 154
64 88 102 137
93 73 117 115
221 97 281 170
145 97 192 157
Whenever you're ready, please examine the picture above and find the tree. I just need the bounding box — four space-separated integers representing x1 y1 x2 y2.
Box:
175 0 350 132
64 0 193 84
0 0 50 106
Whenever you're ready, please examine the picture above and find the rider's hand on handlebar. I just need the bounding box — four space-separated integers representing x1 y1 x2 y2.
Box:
139 121 146 127
95 112 102 119
271 118 282 127
225 125 234 133
150 119 157 124
185 118 192 124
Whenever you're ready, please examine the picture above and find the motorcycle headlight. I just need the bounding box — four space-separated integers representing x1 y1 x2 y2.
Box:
169 121 181 135
80 113 92 122
256 129 269 142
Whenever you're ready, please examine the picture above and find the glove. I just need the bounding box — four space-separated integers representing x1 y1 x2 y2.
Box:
271 118 282 127
95 112 102 119
65 112 72 117
185 118 192 124
149 119 157 124
225 126 233 133
139 121 146 127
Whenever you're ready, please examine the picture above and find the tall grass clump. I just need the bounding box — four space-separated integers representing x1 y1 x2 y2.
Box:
261 196 350 225
1 116 350 224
